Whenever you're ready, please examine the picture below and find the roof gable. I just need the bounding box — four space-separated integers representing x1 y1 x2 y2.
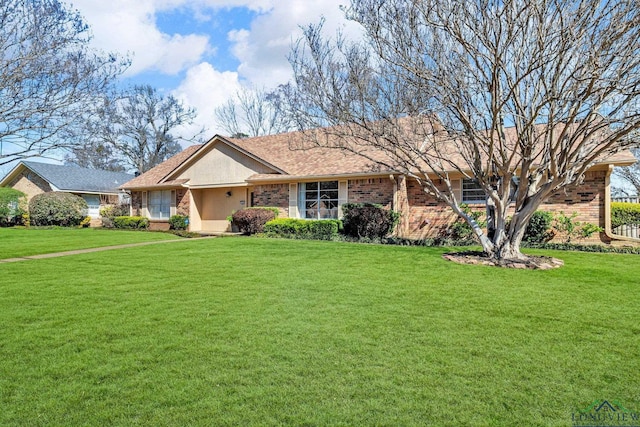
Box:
169 138 280 186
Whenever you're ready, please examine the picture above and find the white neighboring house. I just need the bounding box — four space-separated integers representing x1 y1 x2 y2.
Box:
0 161 133 220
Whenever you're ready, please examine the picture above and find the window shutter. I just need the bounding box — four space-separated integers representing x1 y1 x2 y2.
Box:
170 190 177 216
454 179 462 203
338 180 348 217
288 183 298 218
142 191 148 217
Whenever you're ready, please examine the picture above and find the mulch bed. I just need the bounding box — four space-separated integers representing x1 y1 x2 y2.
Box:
442 251 564 270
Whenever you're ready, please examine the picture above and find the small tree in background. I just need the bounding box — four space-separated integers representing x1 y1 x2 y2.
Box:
0 188 27 226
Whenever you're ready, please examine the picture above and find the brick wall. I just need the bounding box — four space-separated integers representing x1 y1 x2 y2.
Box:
253 184 289 217
403 179 458 239
348 178 394 208
176 189 190 216
8 171 52 201
400 171 608 242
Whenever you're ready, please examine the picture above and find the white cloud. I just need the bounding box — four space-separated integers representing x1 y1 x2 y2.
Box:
171 62 243 140
226 0 356 88
72 0 209 76
68 0 360 141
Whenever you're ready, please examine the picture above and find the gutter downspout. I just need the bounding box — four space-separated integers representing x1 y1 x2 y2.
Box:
604 165 640 244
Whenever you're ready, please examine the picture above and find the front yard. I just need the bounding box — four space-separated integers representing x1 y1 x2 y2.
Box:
0 227 180 259
0 233 638 425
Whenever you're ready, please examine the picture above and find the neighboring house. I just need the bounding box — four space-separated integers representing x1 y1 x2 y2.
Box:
0 161 133 219
121 128 636 243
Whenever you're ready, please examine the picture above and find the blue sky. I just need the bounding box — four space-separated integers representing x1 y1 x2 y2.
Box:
69 0 357 139
0 0 360 176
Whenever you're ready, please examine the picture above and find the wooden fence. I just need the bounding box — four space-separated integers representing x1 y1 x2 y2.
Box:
611 197 639 238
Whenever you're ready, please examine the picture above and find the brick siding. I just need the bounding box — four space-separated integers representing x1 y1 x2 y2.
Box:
176 189 190 216
401 172 608 243
249 172 609 243
8 171 52 201
348 178 394 208
252 184 289 217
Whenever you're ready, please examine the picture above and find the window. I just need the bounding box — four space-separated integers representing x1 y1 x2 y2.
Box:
148 190 171 219
298 181 339 219
462 179 486 204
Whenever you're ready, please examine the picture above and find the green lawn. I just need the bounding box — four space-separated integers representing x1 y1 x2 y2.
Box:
0 227 180 259
0 235 638 425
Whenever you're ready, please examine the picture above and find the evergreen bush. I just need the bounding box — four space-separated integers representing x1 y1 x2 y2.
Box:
113 216 149 229
342 203 399 239
169 215 189 230
611 202 640 228
29 192 88 226
264 218 342 240
0 188 27 227
523 211 554 243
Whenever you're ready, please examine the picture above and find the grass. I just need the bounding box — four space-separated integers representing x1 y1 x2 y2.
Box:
0 235 639 425
0 227 180 259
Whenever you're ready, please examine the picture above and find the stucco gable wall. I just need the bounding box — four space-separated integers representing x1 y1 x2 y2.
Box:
174 142 276 186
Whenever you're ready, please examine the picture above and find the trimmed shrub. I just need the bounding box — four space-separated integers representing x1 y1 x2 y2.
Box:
99 203 130 218
611 202 640 228
523 211 554 243
169 215 189 230
113 216 149 229
232 208 277 235
29 192 88 226
0 187 27 227
80 216 92 228
342 203 400 239
100 203 130 228
264 218 342 240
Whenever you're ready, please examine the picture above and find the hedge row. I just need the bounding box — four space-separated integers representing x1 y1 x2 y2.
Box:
113 216 149 229
611 202 640 228
263 218 342 240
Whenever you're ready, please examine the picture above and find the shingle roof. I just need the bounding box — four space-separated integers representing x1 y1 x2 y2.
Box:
228 130 394 177
122 120 637 189
120 144 203 189
21 161 134 193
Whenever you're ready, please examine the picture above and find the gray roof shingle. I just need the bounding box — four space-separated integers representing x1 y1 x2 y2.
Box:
22 161 134 193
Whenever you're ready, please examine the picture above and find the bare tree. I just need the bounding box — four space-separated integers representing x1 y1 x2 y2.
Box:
286 0 640 261
78 85 202 173
613 147 640 197
0 0 128 166
215 86 291 138
64 141 125 172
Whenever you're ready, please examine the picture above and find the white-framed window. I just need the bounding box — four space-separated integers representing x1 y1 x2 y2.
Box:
461 179 486 204
298 181 339 219
148 190 171 219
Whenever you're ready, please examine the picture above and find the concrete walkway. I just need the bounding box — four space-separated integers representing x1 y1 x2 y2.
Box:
0 238 197 264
